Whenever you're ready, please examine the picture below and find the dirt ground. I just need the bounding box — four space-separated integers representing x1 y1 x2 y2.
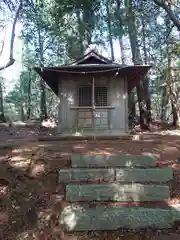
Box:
0 122 180 239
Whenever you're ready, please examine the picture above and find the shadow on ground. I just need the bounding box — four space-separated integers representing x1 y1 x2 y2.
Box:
0 135 180 239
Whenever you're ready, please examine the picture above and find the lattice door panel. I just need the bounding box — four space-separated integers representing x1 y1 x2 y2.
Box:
78 110 93 128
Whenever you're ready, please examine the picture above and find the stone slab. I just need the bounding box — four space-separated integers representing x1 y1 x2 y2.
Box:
66 184 170 202
71 155 157 168
59 169 115 182
59 168 172 183
171 206 180 221
116 168 172 182
61 205 173 231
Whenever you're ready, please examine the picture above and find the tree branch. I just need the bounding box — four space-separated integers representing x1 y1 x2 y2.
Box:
169 0 180 9
0 40 5 57
3 0 15 12
154 0 180 31
0 0 23 71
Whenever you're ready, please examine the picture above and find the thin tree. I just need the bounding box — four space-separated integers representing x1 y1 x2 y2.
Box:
0 76 5 121
0 0 23 71
124 0 150 129
106 0 115 61
26 67 32 120
115 0 126 64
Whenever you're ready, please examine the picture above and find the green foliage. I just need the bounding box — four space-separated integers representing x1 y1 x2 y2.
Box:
5 70 36 116
2 0 180 122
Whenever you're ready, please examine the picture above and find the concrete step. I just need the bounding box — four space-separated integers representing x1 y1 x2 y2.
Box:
66 184 170 202
59 168 114 183
116 168 172 182
59 168 172 183
71 155 157 168
38 135 133 141
61 205 173 231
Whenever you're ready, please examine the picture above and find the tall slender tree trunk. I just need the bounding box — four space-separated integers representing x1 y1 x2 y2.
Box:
168 65 180 128
76 9 84 56
0 80 5 122
20 105 25 122
116 0 126 64
37 27 47 121
141 14 151 124
124 0 149 129
40 77 47 121
165 15 180 128
106 0 115 61
128 91 136 128
32 1 48 121
171 101 180 128
125 1 142 64
119 37 126 65
160 38 169 121
161 87 169 121
27 68 32 120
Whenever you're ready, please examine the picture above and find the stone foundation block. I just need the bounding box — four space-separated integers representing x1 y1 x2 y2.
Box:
59 169 115 182
71 155 157 168
66 184 170 202
61 205 173 231
116 168 172 182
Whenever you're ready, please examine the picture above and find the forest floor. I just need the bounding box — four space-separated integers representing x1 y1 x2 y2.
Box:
0 121 180 239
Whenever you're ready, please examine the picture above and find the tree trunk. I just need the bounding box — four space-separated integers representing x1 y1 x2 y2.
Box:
136 82 149 129
124 0 149 130
37 26 47 121
40 79 47 121
20 105 25 122
171 102 180 128
169 85 180 128
166 14 180 127
76 9 84 56
106 0 115 61
116 0 126 64
31 0 48 122
161 87 169 121
125 0 142 64
119 37 126 65
26 68 32 120
0 80 5 122
128 91 136 129
141 14 151 123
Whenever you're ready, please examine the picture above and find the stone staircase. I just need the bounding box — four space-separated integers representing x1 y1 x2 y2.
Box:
59 154 180 231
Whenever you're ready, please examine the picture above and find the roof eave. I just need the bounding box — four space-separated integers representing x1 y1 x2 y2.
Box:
34 65 151 96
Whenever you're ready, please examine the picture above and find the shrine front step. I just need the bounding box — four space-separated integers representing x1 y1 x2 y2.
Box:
59 154 177 231
66 184 170 202
71 154 157 168
59 168 172 183
61 205 175 231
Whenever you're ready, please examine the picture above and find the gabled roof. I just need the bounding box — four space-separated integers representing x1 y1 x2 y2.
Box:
34 64 151 96
34 49 151 96
70 50 113 65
